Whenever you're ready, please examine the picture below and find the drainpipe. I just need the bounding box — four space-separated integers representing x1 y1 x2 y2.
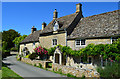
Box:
64 28 67 46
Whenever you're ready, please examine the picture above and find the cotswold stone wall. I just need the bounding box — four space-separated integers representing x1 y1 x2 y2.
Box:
52 63 100 77
21 58 45 68
67 38 111 50
39 32 66 49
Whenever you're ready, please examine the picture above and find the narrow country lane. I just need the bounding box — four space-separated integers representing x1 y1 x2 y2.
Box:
2 55 66 78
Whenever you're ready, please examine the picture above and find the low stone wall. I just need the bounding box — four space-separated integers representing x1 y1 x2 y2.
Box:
21 58 45 68
52 63 100 77
10 51 18 55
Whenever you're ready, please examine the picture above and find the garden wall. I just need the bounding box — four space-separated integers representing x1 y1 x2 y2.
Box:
21 58 45 68
52 63 100 77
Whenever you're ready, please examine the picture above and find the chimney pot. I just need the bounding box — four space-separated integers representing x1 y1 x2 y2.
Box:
31 26 37 33
53 9 58 19
76 3 82 13
42 22 47 30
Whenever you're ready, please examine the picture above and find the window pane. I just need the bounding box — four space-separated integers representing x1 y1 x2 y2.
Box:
76 40 80 45
81 39 85 45
112 39 117 43
53 39 57 45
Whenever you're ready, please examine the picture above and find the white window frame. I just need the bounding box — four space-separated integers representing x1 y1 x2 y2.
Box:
111 37 117 44
52 39 57 46
53 20 59 31
75 39 86 47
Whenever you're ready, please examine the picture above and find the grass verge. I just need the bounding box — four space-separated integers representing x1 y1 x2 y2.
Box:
2 62 23 79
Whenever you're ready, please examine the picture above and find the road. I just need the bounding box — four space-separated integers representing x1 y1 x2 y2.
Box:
2 55 66 78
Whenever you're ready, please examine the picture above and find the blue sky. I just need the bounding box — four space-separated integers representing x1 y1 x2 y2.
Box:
2 2 118 35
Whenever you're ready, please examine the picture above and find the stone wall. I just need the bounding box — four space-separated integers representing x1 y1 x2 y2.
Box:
67 38 111 50
21 58 45 68
52 63 100 77
39 32 66 49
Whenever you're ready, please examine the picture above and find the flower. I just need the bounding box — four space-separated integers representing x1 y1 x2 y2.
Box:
110 60 113 62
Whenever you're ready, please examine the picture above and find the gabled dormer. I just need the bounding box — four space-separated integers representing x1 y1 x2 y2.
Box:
53 20 59 31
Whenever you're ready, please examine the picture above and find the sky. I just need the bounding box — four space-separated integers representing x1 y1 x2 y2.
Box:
2 2 118 35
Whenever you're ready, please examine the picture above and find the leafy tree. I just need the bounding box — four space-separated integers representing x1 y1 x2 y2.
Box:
2 29 20 50
13 35 27 50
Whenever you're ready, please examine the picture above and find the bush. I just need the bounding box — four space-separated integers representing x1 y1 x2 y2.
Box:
10 47 18 51
25 54 31 58
28 53 37 60
34 64 36 67
67 73 76 78
17 58 20 61
38 63 42 68
97 62 120 78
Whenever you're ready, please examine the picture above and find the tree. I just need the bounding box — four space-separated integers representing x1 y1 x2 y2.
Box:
13 35 27 51
2 29 20 50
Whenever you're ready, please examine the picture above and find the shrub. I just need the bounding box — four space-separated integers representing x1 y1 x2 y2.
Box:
34 46 48 55
10 47 18 51
28 53 37 60
38 63 42 68
47 47 56 56
97 62 120 78
17 58 20 61
25 54 31 58
34 64 36 67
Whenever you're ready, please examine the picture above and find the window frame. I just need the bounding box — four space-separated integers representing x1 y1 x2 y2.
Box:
52 39 57 46
111 37 117 44
75 39 86 47
53 21 59 31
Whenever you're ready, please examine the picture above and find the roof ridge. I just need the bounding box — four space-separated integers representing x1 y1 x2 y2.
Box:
84 10 119 19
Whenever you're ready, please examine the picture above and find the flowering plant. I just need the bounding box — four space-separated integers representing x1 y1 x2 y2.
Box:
33 46 48 56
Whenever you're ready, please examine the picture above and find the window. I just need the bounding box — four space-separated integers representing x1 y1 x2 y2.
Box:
53 21 59 31
111 37 117 44
81 39 85 45
53 39 57 46
75 39 86 46
76 39 80 45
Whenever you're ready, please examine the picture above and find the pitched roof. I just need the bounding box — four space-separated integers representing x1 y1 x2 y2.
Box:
20 30 41 44
40 13 79 34
20 13 79 43
68 10 120 39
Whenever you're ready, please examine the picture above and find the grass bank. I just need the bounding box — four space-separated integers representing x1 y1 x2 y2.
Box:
2 62 23 79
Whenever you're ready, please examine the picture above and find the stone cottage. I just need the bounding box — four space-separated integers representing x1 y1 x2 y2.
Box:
19 3 120 67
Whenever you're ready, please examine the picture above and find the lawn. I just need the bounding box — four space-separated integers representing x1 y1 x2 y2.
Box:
2 63 23 79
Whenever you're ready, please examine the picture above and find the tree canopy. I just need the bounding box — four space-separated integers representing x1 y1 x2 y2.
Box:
12 35 27 50
2 29 20 50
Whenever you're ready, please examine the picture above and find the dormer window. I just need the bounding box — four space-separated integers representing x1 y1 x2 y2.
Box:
53 20 59 31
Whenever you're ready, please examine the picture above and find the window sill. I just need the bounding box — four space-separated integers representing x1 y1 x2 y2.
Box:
75 45 86 47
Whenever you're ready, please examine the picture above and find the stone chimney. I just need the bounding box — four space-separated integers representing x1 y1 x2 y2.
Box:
31 26 37 33
76 3 82 13
53 9 58 19
42 22 47 30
